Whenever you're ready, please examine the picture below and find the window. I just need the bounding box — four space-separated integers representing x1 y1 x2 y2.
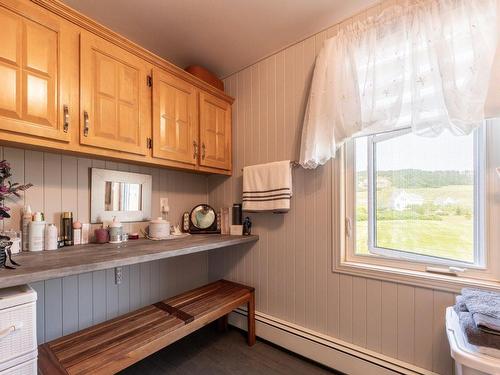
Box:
354 127 484 268
336 122 500 289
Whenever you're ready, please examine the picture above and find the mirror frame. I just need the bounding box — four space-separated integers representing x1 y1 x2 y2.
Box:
190 204 217 230
91 168 152 223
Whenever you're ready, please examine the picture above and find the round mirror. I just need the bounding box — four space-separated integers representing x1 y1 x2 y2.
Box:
190 204 216 230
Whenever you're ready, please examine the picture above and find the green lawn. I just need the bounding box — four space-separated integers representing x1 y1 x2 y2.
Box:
355 185 475 263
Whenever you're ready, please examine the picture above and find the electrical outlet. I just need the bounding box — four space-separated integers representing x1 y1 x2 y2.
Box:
114 267 122 285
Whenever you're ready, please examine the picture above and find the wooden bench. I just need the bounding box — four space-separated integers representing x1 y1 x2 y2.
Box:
38 280 255 375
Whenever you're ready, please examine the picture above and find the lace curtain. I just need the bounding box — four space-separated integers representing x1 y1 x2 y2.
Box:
299 0 498 169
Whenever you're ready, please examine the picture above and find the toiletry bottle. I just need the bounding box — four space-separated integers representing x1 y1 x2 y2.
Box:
61 212 73 246
22 205 32 251
29 213 45 252
73 220 82 245
44 224 58 251
81 223 90 244
108 216 122 244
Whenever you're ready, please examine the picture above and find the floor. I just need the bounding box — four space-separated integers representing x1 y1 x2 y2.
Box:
120 325 337 375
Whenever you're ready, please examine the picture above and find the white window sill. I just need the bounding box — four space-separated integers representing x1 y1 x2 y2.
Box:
333 259 500 293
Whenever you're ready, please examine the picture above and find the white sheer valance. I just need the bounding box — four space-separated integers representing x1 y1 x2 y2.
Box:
299 0 498 169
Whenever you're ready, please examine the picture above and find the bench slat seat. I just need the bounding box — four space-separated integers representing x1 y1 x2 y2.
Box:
38 280 255 375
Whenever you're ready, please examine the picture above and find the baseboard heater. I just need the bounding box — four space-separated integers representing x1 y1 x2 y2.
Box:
228 308 438 375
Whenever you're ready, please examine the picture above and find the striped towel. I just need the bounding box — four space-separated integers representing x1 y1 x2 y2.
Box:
242 160 292 213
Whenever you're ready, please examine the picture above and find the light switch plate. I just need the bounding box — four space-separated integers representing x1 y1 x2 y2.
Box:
160 197 169 216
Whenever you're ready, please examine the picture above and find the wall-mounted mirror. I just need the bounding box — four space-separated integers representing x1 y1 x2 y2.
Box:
91 168 152 223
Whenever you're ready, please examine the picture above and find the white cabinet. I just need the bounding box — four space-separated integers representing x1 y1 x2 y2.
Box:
0 285 37 375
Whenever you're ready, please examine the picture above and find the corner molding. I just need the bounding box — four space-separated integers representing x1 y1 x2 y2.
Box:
229 308 438 375
30 0 234 104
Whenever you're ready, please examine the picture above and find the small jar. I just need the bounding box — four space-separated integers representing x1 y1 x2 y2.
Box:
95 228 109 244
108 217 122 244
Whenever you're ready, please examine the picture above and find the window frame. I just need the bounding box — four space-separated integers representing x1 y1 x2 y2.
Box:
362 127 485 269
333 121 500 293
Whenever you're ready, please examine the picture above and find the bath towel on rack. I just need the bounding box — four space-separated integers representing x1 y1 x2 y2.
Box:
242 160 293 213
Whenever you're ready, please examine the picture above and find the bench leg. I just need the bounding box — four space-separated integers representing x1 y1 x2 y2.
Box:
217 314 228 332
247 291 256 346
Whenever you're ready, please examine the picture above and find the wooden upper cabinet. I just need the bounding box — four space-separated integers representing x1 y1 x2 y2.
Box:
80 33 149 155
152 68 198 166
199 91 232 171
0 4 70 142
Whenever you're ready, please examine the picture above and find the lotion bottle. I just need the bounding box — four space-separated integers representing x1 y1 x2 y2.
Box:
22 205 32 251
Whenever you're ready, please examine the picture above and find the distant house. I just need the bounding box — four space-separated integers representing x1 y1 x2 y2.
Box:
434 197 458 206
391 190 424 211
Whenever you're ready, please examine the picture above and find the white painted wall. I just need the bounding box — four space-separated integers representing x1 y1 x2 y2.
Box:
206 2 461 374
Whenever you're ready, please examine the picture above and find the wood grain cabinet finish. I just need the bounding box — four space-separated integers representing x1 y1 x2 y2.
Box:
80 33 150 156
152 68 198 166
0 3 70 142
199 91 232 171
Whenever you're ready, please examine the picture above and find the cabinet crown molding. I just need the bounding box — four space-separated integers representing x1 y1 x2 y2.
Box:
30 0 234 104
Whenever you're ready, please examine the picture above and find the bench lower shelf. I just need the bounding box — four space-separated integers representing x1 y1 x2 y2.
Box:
38 280 255 375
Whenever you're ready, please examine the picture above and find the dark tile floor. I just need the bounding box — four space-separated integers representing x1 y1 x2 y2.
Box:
120 325 338 375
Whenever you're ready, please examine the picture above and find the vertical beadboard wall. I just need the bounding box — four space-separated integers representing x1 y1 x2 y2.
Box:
207 2 455 374
0 146 209 344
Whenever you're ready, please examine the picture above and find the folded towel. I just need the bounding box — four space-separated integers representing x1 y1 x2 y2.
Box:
454 295 468 314
242 161 293 213
458 311 500 349
462 288 500 334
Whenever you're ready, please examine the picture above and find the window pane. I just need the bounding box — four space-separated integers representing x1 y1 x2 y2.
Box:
373 131 475 263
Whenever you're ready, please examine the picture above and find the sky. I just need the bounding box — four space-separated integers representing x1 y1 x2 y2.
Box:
356 130 475 172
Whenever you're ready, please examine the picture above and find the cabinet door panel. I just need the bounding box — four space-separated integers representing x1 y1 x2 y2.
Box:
152 68 197 165
199 91 231 170
80 33 148 155
0 6 68 141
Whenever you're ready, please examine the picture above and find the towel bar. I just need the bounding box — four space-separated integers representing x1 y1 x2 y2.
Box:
241 160 300 172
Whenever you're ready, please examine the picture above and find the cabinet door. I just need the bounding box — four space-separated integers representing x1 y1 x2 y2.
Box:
80 33 149 155
152 68 198 165
0 5 70 142
199 91 232 170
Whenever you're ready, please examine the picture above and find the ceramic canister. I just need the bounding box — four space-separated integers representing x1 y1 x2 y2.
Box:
108 216 123 244
44 224 58 251
149 218 170 239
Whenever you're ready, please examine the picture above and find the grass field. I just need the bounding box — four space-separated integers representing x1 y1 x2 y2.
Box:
355 184 474 262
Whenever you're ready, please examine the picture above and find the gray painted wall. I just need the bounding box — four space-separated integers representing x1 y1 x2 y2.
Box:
0 147 209 343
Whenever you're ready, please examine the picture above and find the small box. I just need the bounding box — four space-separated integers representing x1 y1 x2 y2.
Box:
81 223 90 245
230 225 243 236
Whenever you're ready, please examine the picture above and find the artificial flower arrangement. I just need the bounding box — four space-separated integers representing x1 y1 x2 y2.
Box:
0 160 32 269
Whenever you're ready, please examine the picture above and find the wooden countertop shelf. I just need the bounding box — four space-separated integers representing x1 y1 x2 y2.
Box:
0 235 258 288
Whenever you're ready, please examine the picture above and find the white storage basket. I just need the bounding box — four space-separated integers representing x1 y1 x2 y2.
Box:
0 358 36 375
446 307 500 375
0 285 37 373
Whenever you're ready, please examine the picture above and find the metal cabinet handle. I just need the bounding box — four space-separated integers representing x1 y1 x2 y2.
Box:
63 105 69 133
201 143 206 160
83 111 89 137
193 141 198 159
